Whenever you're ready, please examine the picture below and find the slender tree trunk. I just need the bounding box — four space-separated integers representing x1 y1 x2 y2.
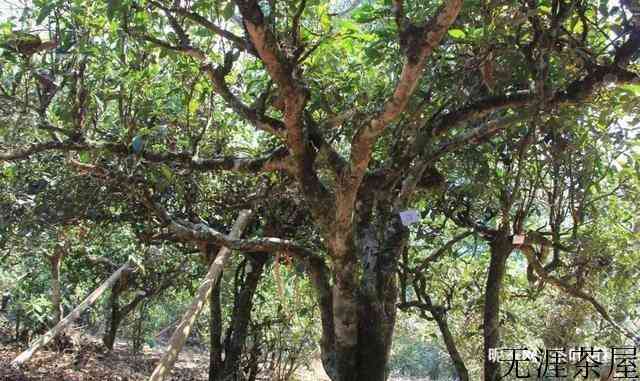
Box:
221 255 267 378
104 267 175 351
49 245 65 324
103 310 122 350
103 285 124 350
149 209 252 381
208 274 223 381
1 291 10 311
14 308 21 341
483 235 512 381
11 263 130 366
433 312 469 381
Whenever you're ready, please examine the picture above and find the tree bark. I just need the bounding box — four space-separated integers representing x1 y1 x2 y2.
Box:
102 273 130 351
49 245 65 324
483 235 512 381
433 312 469 381
1 292 9 312
220 255 267 379
103 287 122 350
354 216 405 381
320 213 407 381
208 274 223 381
103 264 177 350
11 263 130 366
149 209 252 381
331 255 360 381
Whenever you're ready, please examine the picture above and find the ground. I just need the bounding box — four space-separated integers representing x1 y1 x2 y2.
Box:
0 336 210 381
0 321 332 381
0 318 420 381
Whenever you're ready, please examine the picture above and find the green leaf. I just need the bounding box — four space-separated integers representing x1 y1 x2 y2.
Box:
188 98 199 114
621 83 640 96
2 164 16 180
79 151 91 163
0 21 14 37
159 164 173 181
222 1 235 20
36 2 55 25
538 5 552 14
448 29 466 39
107 0 122 21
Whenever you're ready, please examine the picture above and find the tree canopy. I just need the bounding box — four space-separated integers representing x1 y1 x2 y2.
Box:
1 0 639 380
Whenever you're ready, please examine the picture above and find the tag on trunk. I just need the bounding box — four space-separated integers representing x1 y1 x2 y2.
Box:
512 234 525 245
399 209 420 226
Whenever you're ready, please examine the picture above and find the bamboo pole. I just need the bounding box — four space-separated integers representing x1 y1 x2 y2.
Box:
149 209 253 381
11 263 131 366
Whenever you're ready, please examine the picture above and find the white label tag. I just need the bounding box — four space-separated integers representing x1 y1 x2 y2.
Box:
512 234 525 245
399 209 420 226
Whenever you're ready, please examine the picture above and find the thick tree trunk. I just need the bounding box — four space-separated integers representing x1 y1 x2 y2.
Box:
360 212 407 380
308 256 336 378
149 209 252 381
483 235 512 381
320 214 407 381
331 255 360 381
11 263 130 366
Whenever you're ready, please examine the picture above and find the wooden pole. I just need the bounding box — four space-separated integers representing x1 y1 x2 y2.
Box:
149 209 253 381
11 263 131 367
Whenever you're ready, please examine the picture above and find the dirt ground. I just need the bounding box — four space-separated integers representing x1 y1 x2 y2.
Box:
0 339 426 381
0 337 209 381
0 321 420 381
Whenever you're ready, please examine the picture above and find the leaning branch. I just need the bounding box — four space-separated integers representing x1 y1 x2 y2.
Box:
167 218 318 261
147 0 257 56
11 264 131 366
418 42 640 144
149 210 253 381
235 0 311 176
341 0 463 224
520 243 639 343
129 26 284 137
395 114 521 206
234 0 297 93
392 63 640 203
349 0 463 179
1 140 291 173
201 61 286 137
1 140 85 161
415 231 473 273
